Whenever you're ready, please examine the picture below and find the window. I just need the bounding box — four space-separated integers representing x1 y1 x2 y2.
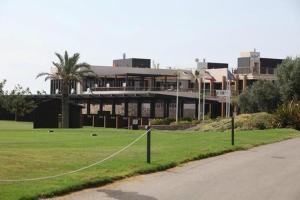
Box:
260 66 267 74
268 68 274 74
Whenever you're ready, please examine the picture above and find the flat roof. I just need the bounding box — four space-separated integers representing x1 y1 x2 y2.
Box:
89 65 191 77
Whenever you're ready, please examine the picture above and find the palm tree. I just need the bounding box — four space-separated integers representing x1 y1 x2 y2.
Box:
37 51 95 128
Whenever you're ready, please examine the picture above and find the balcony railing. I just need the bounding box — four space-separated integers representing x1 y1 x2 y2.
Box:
90 87 222 96
92 86 200 92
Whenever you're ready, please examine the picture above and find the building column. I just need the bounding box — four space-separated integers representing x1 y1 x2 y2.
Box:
180 100 184 118
234 74 239 95
210 80 214 96
221 76 227 117
99 100 103 113
112 100 116 115
150 100 156 118
137 101 142 118
87 99 91 115
124 100 128 117
163 100 169 118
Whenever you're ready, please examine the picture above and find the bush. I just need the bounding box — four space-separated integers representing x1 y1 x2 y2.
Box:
238 80 281 113
150 118 175 125
181 117 193 122
170 120 191 125
196 113 275 132
191 120 201 125
273 101 300 130
250 112 275 130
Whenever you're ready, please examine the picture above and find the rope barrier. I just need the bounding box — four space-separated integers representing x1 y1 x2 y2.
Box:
0 132 147 183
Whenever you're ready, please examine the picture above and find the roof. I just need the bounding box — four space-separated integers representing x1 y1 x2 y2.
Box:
89 65 192 79
205 68 235 82
37 98 84 108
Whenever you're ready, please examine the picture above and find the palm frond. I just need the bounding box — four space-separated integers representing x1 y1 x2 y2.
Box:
36 72 51 79
44 75 57 81
55 52 64 66
64 51 69 64
72 62 91 73
76 69 96 76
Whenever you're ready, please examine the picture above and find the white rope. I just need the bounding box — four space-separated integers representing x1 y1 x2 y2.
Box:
0 132 147 183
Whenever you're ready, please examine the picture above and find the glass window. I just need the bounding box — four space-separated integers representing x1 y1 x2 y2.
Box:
260 66 267 74
268 68 274 74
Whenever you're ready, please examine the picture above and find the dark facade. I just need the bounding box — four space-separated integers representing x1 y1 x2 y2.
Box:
33 99 83 128
260 58 283 74
113 58 151 68
236 57 283 74
207 62 228 69
237 57 251 74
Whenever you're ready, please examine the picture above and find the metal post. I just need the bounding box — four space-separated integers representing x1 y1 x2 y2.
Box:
176 75 179 123
146 126 151 163
198 78 201 121
231 115 235 145
202 77 205 121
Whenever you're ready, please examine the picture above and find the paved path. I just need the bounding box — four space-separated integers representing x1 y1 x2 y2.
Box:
49 138 300 200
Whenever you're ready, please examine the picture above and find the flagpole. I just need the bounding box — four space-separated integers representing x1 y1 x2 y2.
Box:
176 73 179 123
198 78 201 121
202 77 205 121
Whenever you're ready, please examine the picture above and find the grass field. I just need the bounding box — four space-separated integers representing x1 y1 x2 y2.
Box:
0 120 299 200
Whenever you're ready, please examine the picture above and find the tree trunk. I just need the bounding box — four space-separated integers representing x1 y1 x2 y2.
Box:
15 112 18 121
62 81 70 128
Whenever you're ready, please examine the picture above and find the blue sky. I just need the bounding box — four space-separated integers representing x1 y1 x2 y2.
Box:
0 0 299 93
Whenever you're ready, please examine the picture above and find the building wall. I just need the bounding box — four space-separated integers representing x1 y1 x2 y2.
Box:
207 62 228 69
113 58 151 68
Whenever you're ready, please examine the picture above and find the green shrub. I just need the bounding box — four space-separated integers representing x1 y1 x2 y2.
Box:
171 120 191 125
181 117 193 122
191 120 201 125
250 112 275 130
273 101 300 130
198 113 275 131
150 118 175 125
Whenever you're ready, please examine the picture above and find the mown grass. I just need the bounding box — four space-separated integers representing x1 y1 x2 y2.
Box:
0 120 299 200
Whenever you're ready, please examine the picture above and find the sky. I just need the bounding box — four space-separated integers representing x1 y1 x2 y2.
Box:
0 0 299 93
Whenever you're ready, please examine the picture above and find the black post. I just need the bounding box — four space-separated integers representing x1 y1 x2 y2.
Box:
146 126 151 163
231 116 235 145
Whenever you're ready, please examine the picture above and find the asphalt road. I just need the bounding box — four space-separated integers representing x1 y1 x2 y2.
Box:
49 137 300 200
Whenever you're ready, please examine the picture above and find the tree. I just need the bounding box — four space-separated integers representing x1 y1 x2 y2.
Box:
37 51 94 128
0 80 6 106
36 90 47 95
238 80 281 113
237 90 256 113
2 84 36 121
277 56 300 102
0 79 5 95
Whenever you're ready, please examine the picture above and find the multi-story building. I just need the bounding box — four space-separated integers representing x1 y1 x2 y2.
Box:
234 50 283 93
49 55 234 126
48 51 283 128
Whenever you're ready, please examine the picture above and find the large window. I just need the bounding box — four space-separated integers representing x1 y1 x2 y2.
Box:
268 68 275 74
260 66 267 74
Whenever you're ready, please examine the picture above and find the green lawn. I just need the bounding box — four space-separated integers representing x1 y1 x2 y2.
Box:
0 120 299 200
